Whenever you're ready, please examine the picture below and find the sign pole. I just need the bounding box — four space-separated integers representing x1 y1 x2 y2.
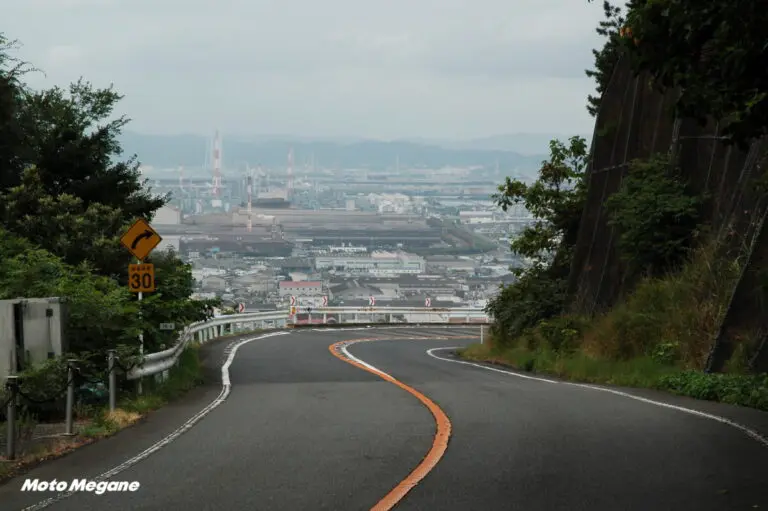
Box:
137 258 144 395
119 217 162 397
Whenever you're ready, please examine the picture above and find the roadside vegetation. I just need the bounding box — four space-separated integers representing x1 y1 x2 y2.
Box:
467 1 768 411
0 33 219 476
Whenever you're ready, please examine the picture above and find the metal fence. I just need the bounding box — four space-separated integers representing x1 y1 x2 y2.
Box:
131 306 489 378
2 306 488 459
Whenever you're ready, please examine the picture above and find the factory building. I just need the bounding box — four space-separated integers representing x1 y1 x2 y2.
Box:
315 251 425 275
153 205 183 225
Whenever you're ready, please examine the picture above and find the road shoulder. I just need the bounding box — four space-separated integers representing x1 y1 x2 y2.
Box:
441 349 768 440
0 333 237 499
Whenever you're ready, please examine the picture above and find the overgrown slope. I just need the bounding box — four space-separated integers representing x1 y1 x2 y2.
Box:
474 0 768 409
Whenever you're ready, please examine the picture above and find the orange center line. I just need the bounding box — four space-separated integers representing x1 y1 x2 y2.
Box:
328 336 453 511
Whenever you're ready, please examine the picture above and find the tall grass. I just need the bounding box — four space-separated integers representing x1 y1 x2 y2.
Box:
582 238 743 368
460 239 768 410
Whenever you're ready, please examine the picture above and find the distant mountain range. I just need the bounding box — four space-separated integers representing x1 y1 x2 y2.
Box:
402 133 591 155
118 132 563 175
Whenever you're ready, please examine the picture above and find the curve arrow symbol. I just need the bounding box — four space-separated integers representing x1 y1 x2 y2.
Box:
131 229 154 249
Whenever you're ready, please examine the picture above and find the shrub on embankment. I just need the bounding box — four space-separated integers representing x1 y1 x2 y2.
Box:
464 240 768 411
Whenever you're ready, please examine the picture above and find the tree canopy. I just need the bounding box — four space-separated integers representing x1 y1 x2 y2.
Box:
0 33 218 366
487 136 589 339
587 0 768 147
585 1 625 117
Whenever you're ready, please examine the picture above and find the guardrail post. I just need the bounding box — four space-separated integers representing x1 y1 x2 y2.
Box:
5 375 18 460
65 359 76 435
108 350 116 412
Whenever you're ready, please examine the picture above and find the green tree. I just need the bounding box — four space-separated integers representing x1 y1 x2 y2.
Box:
139 249 220 352
605 152 702 276
494 136 588 275
585 1 626 117
0 166 129 276
0 35 167 277
488 136 589 339
0 35 215 363
13 78 167 216
0 35 29 191
0 228 139 353
589 0 768 147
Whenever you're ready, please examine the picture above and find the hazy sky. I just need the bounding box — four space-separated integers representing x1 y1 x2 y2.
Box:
6 0 607 140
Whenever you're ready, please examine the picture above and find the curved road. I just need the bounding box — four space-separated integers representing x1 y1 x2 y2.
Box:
2 326 767 510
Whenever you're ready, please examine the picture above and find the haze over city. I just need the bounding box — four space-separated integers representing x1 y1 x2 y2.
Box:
7 0 605 142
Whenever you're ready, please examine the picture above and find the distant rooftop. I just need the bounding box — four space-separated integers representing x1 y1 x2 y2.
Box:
278 281 322 288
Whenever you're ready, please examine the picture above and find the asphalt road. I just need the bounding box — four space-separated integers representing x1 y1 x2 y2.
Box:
2 326 767 511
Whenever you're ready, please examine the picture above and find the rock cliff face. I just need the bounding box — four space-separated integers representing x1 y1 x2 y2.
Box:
567 53 768 372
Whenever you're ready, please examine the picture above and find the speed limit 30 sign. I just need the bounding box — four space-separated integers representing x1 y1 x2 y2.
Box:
128 263 156 293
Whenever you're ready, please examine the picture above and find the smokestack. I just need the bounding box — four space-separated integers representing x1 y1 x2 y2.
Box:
212 130 222 198
287 148 294 200
246 171 253 233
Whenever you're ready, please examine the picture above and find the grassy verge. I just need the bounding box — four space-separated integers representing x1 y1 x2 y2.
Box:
457 344 768 411
468 241 768 411
0 345 204 481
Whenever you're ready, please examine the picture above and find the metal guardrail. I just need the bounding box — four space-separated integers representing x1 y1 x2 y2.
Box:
127 307 489 380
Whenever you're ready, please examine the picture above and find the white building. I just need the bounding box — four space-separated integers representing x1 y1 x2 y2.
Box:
315 251 425 275
153 205 182 225
278 280 324 299
157 235 180 253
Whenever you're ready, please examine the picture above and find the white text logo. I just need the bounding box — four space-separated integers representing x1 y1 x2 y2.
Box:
21 479 140 495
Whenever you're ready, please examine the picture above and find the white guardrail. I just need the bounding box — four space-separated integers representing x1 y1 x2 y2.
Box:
127 307 490 380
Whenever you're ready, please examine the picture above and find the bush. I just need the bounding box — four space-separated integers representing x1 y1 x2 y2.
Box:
486 264 569 346
658 372 768 411
535 315 586 353
605 152 703 277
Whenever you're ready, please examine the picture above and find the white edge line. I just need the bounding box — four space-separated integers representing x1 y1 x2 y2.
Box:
22 331 290 511
339 340 395 379
426 347 560 384
426 347 768 448
337 334 479 379
338 335 465 380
